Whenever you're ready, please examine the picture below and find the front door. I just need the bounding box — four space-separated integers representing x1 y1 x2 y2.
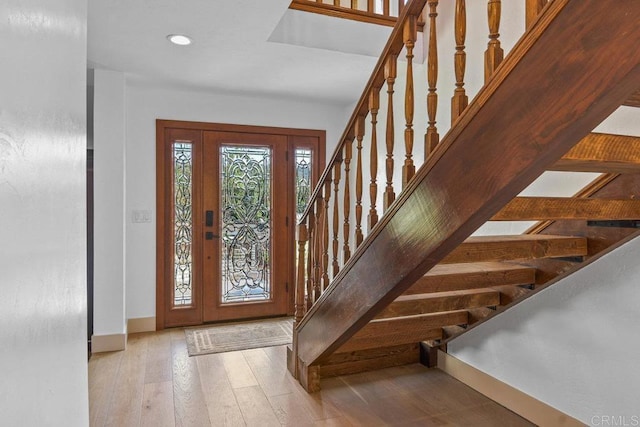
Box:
157 121 323 328
202 131 288 322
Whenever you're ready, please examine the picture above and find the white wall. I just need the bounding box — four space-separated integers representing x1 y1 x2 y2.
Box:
93 69 126 338
123 80 349 320
0 0 89 424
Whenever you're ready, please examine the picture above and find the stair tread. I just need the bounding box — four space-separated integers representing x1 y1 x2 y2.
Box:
394 288 503 302
424 261 533 275
623 89 640 108
550 132 640 173
441 234 587 264
377 289 500 320
492 196 640 221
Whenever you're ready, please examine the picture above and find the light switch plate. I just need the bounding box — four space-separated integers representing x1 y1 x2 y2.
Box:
132 209 152 223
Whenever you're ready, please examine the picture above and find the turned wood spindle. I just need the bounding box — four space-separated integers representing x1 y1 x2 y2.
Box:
451 0 468 122
321 180 331 292
355 115 365 247
332 160 342 277
343 137 353 263
525 0 546 29
425 0 440 160
383 55 397 211
333 0 339 5
351 0 358 10
485 0 503 83
368 90 380 230
383 0 390 16
295 223 308 324
367 0 374 13
313 198 322 302
306 206 315 309
402 15 417 188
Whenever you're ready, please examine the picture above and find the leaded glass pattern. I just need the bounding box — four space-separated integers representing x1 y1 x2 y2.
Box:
220 146 272 303
173 142 193 306
295 148 312 223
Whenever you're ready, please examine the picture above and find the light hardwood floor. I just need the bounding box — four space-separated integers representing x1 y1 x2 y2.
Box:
88 328 533 426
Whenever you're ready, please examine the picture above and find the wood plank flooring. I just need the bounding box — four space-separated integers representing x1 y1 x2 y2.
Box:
88 329 533 426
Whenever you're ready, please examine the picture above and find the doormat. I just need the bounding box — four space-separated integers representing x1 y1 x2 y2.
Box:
184 317 293 356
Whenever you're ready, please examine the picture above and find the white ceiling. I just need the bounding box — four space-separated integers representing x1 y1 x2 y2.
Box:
88 0 390 105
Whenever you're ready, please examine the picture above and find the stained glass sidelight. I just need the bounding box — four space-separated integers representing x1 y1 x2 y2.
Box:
220 146 272 303
295 148 312 223
173 142 193 306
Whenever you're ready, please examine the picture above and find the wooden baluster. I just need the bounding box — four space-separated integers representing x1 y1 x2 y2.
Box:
526 0 546 29
451 0 468 122
306 206 314 309
351 0 358 10
403 16 417 188
368 90 380 231
355 116 365 247
295 223 308 324
332 159 342 277
333 0 340 5
367 0 374 13
321 180 331 292
343 138 353 263
383 55 397 211
425 0 440 159
313 197 323 302
383 0 390 16
398 0 404 15
485 0 503 83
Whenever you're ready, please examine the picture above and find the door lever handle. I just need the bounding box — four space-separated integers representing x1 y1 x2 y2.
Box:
205 231 220 240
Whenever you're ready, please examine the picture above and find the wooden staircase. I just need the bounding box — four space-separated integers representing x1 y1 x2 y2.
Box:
288 0 640 392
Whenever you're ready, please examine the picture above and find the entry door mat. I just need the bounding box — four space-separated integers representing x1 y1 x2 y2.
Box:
185 317 293 356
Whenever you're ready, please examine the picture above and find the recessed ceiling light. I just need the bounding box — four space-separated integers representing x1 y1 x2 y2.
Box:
167 34 192 46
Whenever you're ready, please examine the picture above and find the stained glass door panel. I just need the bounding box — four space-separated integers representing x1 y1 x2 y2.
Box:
220 146 272 304
161 128 203 328
202 132 289 322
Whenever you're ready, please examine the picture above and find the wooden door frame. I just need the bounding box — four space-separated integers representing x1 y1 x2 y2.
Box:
156 120 325 330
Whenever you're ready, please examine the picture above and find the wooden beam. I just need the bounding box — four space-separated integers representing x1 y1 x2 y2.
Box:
492 197 640 221
296 0 640 367
403 262 536 295
623 89 640 107
289 0 397 27
550 133 640 173
441 235 587 264
378 291 498 319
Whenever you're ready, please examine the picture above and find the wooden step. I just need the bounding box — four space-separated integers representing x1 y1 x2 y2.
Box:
377 289 500 319
402 262 535 296
623 89 640 108
492 197 640 221
337 306 484 353
550 133 640 173
320 343 420 378
440 235 587 264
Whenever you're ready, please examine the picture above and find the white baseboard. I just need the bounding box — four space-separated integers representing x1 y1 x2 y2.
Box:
91 333 127 353
127 316 156 334
437 351 583 426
